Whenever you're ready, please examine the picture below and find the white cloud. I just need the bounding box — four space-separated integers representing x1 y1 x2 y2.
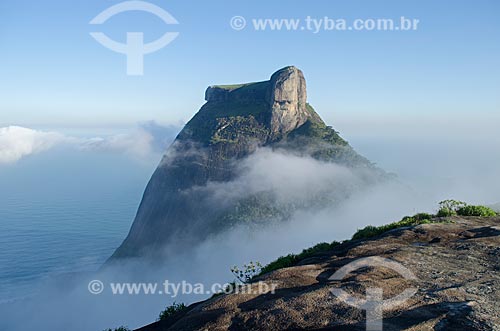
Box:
79 131 155 158
197 148 365 209
0 123 181 165
0 126 66 164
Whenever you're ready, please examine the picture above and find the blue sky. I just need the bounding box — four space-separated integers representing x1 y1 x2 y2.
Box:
0 0 499 128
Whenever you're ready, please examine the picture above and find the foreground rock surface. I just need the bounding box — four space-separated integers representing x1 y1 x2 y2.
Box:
137 217 500 331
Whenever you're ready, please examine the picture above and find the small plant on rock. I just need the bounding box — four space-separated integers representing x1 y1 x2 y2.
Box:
102 327 130 331
231 261 263 283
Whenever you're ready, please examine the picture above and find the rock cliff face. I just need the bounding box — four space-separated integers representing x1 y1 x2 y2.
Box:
204 67 308 139
136 216 500 331
110 66 382 260
268 66 309 139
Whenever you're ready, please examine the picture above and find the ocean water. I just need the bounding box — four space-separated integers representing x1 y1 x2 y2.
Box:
0 148 156 302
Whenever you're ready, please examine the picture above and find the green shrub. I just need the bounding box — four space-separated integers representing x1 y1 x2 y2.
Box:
457 205 497 217
352 214 434 240
351 225 380 240
412 213 434 221
259 241 340 276
437 199 467 216
158 302 187 321
260 254 298 275
437 207 455 217
298 242 339 258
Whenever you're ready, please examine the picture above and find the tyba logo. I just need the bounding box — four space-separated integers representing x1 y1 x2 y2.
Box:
90 1 179 75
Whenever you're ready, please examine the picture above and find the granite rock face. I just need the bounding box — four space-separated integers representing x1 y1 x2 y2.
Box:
268 66 309 139
109 66 382 260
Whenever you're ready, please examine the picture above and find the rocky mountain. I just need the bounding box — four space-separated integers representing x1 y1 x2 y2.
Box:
110 66 385 260
136 216 500 331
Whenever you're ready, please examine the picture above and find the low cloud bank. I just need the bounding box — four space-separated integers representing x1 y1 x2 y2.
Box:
0 122 181 164
1 116 499 330
0 148 428 331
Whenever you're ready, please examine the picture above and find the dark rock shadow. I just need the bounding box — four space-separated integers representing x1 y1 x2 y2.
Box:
464 226 500 240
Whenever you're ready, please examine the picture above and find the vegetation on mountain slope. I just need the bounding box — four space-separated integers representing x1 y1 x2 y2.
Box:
255 201 496 277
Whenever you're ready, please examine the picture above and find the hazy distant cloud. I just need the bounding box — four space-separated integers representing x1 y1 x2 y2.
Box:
0 122 182 164
0 126 66 164
139 121 180 153
80 130 155 158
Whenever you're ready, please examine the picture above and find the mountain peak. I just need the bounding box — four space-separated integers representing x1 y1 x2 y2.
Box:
109 67 381 260
203 66 309 139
